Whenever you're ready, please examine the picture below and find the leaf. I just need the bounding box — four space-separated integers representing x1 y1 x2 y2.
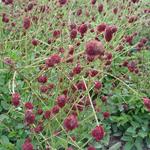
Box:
16 123 24 129
109 142 122 150
126 127 136 134
0 106 2 112
121 135 132 142
130 121 140 129
16 139 24 150
8 131 17 138
135 137 143 150
0 135 9 145
123 142 134 150
102 134 110 146
1 101 10 110
0 114 9 121
146 137 150 148
94 142 102 149
138 130 147 138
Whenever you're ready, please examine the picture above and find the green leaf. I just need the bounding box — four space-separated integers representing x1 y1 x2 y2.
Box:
0 114 9 121
126 127 136 134
123 142 134 150
0 135 9 144
135 137 143 150
0 106 2 112
94 142 102 149
138 130 147 138
121 135 132 142
146 137 150 148
16 139 24 150
109 142 121 150
130 121 140 129
102 134 110 145
16 123 24 129
1 101 10 110
8 131 17 138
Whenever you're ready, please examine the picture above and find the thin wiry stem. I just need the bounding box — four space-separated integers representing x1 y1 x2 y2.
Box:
82 77 99 126
12 71 17 93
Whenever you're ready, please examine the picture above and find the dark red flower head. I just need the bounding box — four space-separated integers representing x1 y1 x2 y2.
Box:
131 0 139 3
3 0 13 5
85 40 105 59
88 69 99 77
12 92 20 107
34 124 43 133
64 115 78 131
56 95 67 108
103 112 110 119
44 110 51 119
2 14 9 23
91 125 105 141
25 102 34 110
78 23 88 36
27 3 34 11
97 23 107 33
23 17 31 30
38 75 48 83
32 39 39 46
58 0 68 5
76 81 86 91
87 145 96 150
98 4 103 13
45 54 61 67
110 25 117 33
73 64 82 75
51 54 61 64
113 8 118 14
22 139 33 150
94 81 102 90
104 26 113 42
52 105 60 114
143 97 150 111
140 37 148 44
40 85 48 93
70 29 77 39
37 108 43 115
70 23 77 30
101 96 107 102
53 30 61 38
76 8 82 16
91 0 96 5
25 110 35 125
123 35 133 45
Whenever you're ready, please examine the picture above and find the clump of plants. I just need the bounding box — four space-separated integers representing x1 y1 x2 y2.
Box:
0 0 150 150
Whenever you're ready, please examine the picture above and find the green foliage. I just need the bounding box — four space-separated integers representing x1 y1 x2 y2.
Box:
0 0 149 149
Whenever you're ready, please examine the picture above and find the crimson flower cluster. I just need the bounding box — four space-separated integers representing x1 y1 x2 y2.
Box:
143 98 150 112
64 115 78 131
91 125 105 141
